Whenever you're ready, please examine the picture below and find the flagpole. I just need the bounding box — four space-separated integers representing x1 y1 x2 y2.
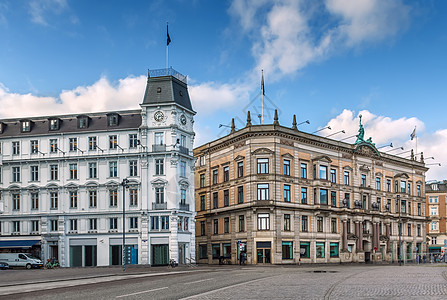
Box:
166 22 169 75
261 70 264 124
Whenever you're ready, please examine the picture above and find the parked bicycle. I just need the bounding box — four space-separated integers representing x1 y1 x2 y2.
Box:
168 259 178 268
45 258 60 269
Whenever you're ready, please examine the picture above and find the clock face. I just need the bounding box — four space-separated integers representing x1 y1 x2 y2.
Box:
180 114 187 125
154 111 164 122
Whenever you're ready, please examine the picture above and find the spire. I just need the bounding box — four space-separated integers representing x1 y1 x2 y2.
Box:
292 114 297 130
231 118 236 133
246 111 252 127
273 109 279 125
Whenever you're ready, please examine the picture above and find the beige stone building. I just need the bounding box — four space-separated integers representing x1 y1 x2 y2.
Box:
194 112 427 264
426 181 447 256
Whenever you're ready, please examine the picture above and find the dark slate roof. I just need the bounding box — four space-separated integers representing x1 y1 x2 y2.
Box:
0 110 142 138
426 181 447 192
142 75 193 112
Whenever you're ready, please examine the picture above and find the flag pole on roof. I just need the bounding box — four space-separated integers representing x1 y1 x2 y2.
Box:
166 22 171 75
261 70 265 124
410 126 417 158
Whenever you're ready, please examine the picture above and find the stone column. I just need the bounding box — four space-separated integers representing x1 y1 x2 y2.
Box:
358 221 363 251
342 220 348 251
372 222 377 249
385 223 391 252
375 223 380 249
355 222 360 251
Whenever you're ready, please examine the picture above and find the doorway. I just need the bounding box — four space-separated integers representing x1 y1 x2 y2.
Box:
50 245 59 261
256 241 272 264
178 243 186 265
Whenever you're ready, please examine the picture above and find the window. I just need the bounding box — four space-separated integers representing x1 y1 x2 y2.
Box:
331 191 336 207
317 216 324 232
223 190 229 206
89 191 97 208
316 242 325 258
417 224 421 236
161 216 169 229
155 159 164 175
257 213 270 230
129 160 138 176
257 184 269 200
407 224 411 236
223 166 229 182
212 244 220 259
109 218 118 230
50 192 58 209
239 215 245 232
88 137 97 151
30 140 38 154
344 193 350 208
180 161 186 177
109 135 118 149
387 179 391 192
282 241 293 259
331 218 337 233
301 216 308 232
319 166 327 180
330 243 339 258
212 192 218 208
344 171 350 185
155 132 163 145
129 134 138 148
376 177 381 190
50 220 58 231
417 203 421 216
224 217 229 233
200 221 206 236
257 158 269 174
12 194 20 210
330 169 336 183
155 188 164 203
213 219 218 234
30 165 39 181
12 221 20 233
178 217 184 231
320 189 328 205
301 187 308 204
69 163 78 179
109 161 118 177
300 242 310 258
200 195 205 211
200 174 205 188
88 162 97 178
12 166 20 182
180 189 186 205
130 217 138 229
129 189 138 206
21 120 31 132
237 186 244 204
69 138 77 151
284 214 291 231
12 141 20 155
283 159 290 176
301 163 307 178
407 183 411 194
432 236 437 245
212 169 218 184
50 139 58 153
237 161 244 178
180 135 186 147
78 116 88 128
400 180 406 193
70 219 78 231
109 189 118 207
151 216 159 230
430 207 438 216
108 114 119 126
199 244 207 259
417 185 421 196
49 118 59 130
69 191 78 208
50 165 58 180
31 220 39 233
361 174 366 187
89 219 97 231
284 185 291 202
31 192 39 210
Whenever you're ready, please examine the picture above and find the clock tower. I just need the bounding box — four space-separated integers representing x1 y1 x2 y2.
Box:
139 68 196 265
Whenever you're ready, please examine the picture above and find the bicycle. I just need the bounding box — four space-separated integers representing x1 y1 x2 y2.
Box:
45 259 60 269
168 259 178 268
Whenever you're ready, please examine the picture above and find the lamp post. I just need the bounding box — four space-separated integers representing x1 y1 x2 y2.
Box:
122 178 129 272
325 130 345 138
397 194 402 266
312 126 331 134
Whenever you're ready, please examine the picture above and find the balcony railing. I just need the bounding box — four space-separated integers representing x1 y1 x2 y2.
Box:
179 146 189 155
152 144 166 152
148 67 187 84
152 202 167 210
179 203 190 211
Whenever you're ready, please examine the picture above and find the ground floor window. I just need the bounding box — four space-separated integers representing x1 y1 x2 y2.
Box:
212 244 220 259
300 242 310 258
70 245 97 267
223 243 231 258
282 241 293 259
151 244 169 266
316 242 325 258
199 244 207 259
330 242 339 258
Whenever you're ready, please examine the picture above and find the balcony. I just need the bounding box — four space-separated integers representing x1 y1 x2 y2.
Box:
152 144 166 152
179 203 190 211
152 202 167 210
179 146 189 155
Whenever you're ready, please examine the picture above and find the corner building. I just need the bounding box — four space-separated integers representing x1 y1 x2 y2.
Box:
0 69 196 267
194 113 427 264
426 181 447 256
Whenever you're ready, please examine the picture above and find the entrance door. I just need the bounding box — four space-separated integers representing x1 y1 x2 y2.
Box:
256 248 271 264
50 245 59 261
110 245 122 265
178 243 185 265
152 245 169 266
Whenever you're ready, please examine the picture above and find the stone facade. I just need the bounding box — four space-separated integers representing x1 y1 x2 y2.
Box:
426 181 447 256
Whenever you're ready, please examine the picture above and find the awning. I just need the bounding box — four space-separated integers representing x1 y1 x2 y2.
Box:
0 240 41 249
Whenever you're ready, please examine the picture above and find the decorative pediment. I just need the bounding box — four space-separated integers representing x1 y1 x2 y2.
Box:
354 142 380 158
179 179 190 189
26 184 40 192
65 183 79 191
45 183 60 190
234 155 245 161
221 162 230 166
105 180 120 188
85 181 99 188
375 172 383 177
251 148 274 155
151 178 168 187
359 164 370 172
7 184 21 191
394 173 410 179
343 165 353 171
313 155 332 163
282 153 294 159
416 180 423 185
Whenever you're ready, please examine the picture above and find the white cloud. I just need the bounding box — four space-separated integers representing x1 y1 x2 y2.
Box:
28 0 68 26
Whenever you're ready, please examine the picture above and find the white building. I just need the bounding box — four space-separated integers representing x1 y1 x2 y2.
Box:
0 68 196 267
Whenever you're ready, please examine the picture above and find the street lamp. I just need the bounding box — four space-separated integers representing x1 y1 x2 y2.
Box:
298 120 310 126
426 163 441 166
397 194 402 266
313 126 331 134
339 134 357 142
385 147 404 153
122 178 129 272
377 143 393 149
325 130 345 138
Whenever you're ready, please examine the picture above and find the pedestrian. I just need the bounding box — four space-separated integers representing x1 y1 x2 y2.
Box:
239 252 243 265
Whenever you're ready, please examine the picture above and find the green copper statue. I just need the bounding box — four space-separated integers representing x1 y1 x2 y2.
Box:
355 114 375 146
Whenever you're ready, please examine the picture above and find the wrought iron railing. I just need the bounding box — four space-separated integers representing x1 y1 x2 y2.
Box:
148 67 187 84
152 202 167 210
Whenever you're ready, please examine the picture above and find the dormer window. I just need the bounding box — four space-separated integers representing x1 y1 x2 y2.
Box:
0 122 4 134
107 113 119 127
77 115 89 129
49 118 60 131
21 120 31 132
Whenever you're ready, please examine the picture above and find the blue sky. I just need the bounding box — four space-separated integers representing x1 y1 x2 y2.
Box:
0 0 446 180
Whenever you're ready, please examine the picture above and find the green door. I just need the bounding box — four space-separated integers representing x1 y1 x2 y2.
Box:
152 244 169 266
